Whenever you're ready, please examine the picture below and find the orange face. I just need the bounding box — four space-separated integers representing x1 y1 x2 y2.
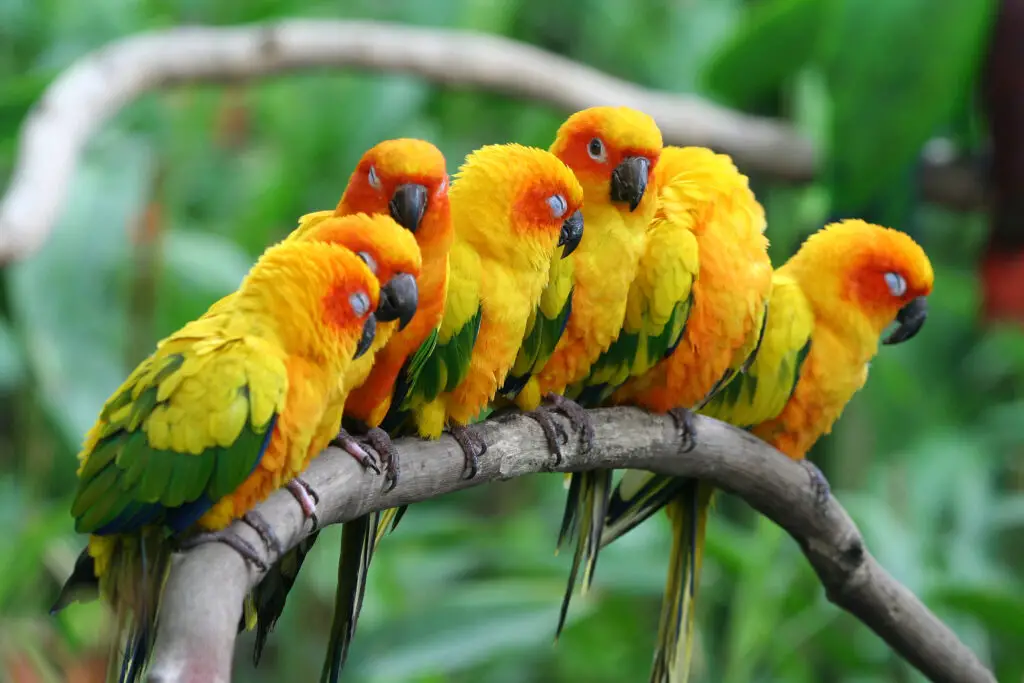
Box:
338 138 450 240
315 246 382 359
799 220 935 345
305 214 423 332
550 106 663 211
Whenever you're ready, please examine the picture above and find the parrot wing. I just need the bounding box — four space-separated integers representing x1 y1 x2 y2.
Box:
599 274 813 547
383 242 483 428
572 213 699 407
71 332 288 536
501 253 574 398
699 274 813 428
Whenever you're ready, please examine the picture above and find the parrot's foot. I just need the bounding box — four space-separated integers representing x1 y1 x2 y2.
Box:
286 477 320 530
242 510 282 555
800 460 832 508
544 393 596 456
364 427 401 493
524 408 569 465
179 527 269 572
449 424 487 480
331 428 381 475
667 407 698 453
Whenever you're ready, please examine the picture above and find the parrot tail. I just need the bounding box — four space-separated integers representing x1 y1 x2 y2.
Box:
249 531 321 665
373 505 406 548
650 481 713 683
50 549 99 614
92 531 171 683
554 469 613 638
601 472 686 549
322 512 382 683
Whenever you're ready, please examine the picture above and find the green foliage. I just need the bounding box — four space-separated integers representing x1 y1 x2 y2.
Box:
1 1 1021 682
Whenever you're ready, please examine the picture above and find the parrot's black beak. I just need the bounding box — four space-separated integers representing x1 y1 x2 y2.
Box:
374 272 419 331
609 156 651 212
558 209 584 259
389 184 429 233
354 314 376 359
883 296 928 345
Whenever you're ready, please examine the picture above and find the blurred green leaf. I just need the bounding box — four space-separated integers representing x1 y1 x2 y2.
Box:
817 0 997 211
702 0 827 108
929 584 1024 639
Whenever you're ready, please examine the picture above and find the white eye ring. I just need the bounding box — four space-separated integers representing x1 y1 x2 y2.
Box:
547 194 568 219
349 291 371 317
587 137 607 163
884 272 907 297
437 174 449 196
357 251 378 274
368 165 382 191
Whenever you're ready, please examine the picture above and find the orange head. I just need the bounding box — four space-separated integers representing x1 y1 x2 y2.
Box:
241 240 382 362
549 106 663 213
336 138 451 250
299 213 422 332
449 143 585 267
782 219 935 346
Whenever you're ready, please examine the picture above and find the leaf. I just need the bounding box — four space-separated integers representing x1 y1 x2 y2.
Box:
816 0 998 211
0 318 26 390
702 0 828 108
928 583 1024 639
6 128 155 447
155 228 255 336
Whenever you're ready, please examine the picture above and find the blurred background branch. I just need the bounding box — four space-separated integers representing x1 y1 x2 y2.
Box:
0 20 985 263
149 409 996 683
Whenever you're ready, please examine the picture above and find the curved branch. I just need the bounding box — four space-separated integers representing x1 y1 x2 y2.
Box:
0 20 983 264
145 408 995 683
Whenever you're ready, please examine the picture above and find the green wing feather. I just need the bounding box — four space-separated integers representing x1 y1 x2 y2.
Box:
72 337 287 536
569 214 699 408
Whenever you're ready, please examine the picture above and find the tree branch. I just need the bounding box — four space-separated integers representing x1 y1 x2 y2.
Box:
145 408 995 683
0 20 985 264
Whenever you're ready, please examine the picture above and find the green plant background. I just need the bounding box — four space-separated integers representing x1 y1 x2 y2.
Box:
2 0 1022 682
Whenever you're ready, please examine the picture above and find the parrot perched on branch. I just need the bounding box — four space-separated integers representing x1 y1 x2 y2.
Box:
553 146 772 656
602 219 934 683
501 106 663 456
50 224 418 683
258 143 584 682
246 139 451 678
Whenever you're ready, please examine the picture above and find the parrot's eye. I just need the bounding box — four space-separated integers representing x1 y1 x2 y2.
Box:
546 194 568 219
587 137 607 163
349 291 371 317
368 165 382 191
357 251 378 274
884 272 907 297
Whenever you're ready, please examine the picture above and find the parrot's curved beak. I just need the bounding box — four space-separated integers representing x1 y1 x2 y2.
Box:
610 156 651 212
883 296 928 345
375 273 419 331
354 314 376 359
389 184 429 233
558 209 584 259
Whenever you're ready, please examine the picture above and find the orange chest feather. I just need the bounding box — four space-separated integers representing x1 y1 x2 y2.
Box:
345 253 451 425
754 329 872 460
218 356 334 521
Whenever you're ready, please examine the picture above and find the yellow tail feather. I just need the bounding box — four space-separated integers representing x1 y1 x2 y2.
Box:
651 482 714 683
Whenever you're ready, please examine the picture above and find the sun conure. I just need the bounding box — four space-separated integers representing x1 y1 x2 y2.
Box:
50 231 396 683
246 140 451 677
552 146 772 652
500 106 663 460
603 219 934 683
